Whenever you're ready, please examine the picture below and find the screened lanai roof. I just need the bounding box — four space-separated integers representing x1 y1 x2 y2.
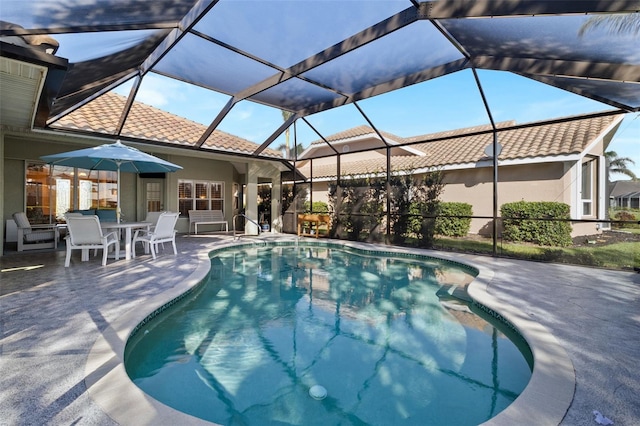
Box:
1 0 639 161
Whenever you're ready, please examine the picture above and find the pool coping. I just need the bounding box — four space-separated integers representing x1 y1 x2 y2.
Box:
85 239 575 425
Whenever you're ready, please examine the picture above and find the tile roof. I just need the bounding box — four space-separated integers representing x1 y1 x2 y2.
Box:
609 180 640 197
51 92 281 158
314 125 407 145
312 122 512 146
49 91 620 178
298 113 622 179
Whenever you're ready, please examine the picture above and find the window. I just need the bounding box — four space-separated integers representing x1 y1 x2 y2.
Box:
25 163 53 224
146 182 162 212
25 162 117 223
178 179 224 216
581 159 595 216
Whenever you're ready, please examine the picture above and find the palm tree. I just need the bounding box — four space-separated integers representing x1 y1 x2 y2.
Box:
606 151 638 181
275 140 303 159
580 16 639 182
578 13 640 37
281 110 294 159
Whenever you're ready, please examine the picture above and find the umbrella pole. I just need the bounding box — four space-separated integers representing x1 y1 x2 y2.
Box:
117 165 121 223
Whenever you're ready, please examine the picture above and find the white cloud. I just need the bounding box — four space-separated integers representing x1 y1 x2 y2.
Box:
234 105 254 121
136 88 169 107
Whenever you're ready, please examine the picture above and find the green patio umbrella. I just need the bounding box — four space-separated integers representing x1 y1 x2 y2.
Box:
41 140 182 222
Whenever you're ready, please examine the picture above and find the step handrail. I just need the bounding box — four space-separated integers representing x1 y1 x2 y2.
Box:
232 213 262 239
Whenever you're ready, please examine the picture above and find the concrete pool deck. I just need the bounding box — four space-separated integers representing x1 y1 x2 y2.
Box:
1 234 639 425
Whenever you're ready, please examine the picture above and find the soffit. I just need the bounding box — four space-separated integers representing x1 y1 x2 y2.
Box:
0 56 47 129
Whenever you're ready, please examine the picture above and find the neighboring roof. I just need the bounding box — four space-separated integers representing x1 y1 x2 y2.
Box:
617 191 640 198
609 180 640 197
313 122 515 147
51 92 281 158
297 112 623 179
304 121 514 154
313 125 411 145
1 1 638 158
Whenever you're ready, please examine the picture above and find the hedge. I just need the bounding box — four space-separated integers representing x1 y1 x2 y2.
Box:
303 201 329 213
435 202 472 237
501 201 572 247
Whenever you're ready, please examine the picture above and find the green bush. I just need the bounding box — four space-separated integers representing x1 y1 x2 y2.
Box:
405 171 445 248
613 210 638 229
435 202 472 237
328 177 385 241
303 201 329 213
501 201 572 247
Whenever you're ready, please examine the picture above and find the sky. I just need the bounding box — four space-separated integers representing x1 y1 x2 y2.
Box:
113 69 640 180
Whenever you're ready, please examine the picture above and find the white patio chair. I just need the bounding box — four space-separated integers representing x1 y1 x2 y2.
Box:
132 212 179 260
143 211 165 232
63 211 98 255
64 215 120 267
64 212 84 218
135 210 166 255
13 212 59 252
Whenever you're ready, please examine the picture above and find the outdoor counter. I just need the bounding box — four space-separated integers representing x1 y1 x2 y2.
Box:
297 214 330 238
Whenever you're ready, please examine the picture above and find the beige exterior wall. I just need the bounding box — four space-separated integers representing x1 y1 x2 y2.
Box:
2 131 282 237
306 160 601 237
310 181 330 206
441 162 575 235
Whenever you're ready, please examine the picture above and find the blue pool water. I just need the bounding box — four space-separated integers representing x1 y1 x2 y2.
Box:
125 244 532 425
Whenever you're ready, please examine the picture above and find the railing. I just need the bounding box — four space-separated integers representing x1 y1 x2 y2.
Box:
232 213 262 239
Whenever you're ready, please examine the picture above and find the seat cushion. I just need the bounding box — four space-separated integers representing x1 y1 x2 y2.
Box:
96 209 117 222
24 230 55 242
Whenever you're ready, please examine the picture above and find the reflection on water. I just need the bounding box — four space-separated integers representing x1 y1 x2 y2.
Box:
126 245 531 425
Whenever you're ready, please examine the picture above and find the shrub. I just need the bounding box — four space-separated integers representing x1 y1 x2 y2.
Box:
328 170 444 245
328 177 385 241
406 170 445 248
435 202 472 237
613 210 637 229
303 201 329 213
501 201 572 247
389 174 413 244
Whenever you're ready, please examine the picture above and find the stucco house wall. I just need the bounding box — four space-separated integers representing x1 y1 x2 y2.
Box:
296 113 622 240
440 162 573 235
2 131 283 237
305 157 604 238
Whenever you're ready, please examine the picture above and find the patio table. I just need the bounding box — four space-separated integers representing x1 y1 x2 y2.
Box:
101 222 150 260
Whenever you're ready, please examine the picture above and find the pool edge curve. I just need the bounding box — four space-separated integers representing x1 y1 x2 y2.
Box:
84 239 575 426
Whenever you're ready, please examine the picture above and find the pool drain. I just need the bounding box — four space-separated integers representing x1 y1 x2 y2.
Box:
309 385 327 400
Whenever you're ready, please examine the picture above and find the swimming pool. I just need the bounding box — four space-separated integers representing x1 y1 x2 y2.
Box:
125 243 532 425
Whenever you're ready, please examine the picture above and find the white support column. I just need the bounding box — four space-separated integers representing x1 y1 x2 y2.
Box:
271 180 281 233
598 154 607 222
0 130 4 256
245 164 259 235
569 161 579 219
